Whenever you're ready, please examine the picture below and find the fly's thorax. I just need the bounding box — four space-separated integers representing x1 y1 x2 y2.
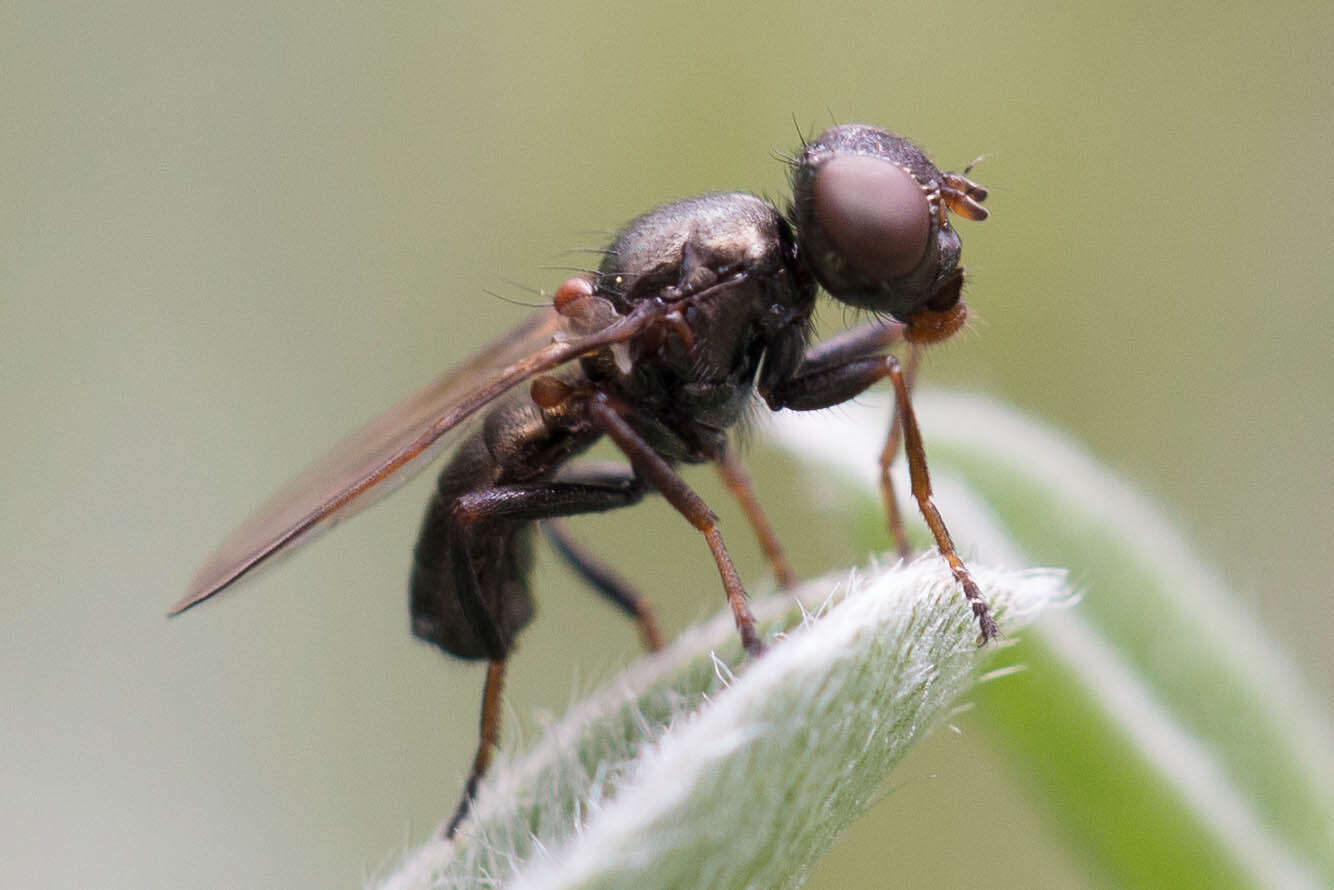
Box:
596 193 794 311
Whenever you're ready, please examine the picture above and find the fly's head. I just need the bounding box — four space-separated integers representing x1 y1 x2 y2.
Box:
788 124 988 343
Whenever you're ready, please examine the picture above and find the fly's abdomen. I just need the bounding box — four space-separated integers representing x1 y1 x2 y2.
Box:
409 437 536 660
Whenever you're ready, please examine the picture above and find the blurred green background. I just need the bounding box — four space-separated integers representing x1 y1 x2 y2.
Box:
4 1 1330 887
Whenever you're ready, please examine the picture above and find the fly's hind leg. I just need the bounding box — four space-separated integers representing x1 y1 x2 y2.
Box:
444 658 506 838
435 473 645 838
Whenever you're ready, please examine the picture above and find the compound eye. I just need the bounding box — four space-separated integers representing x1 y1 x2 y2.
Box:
812 154 931 281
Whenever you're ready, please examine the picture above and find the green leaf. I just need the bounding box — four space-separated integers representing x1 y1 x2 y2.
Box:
377 559 1066 890
769 391 1334 890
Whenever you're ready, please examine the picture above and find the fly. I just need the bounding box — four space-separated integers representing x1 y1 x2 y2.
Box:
170 123 991 838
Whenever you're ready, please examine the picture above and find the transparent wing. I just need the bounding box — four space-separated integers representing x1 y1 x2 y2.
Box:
172 300 664 615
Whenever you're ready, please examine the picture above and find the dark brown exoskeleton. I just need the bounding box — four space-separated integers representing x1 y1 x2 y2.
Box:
171 123 990 839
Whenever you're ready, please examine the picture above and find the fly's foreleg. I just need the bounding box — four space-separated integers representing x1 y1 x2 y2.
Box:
763 348 997 643
714 445 798 589
771 319 916 556
797 317 906 371
877 344 921 560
